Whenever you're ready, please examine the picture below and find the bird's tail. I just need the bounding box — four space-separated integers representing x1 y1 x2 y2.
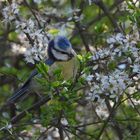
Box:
7 87 29 104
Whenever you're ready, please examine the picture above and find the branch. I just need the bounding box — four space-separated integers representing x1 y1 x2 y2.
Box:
105 99 123 139
23 0 42 28
125 92 140 116
96 101 117 140
70 0 91 52
58 111 64 140
71 0 125 40
93 0 122 32
11 96 51 124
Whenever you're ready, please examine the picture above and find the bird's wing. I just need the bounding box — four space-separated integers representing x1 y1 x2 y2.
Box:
8 69 38 103
8 58 55 104
7 86 29 103
21 69 38 89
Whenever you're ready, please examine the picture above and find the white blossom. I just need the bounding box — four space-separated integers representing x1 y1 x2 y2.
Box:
61 118 68 126
115 33 124 42
2 3 19 22
95 101 109 119
86 75 94 82
24 42 48 64
88 0 92 5
86 31 140 102
11 43 26 54
106 37 116 44
117 63 127 70
33 0 42 4
92 48 110 60
132 64 140 73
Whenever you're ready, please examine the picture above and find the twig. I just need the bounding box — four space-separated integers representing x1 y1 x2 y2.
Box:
11 96 51 124
91 103 111 140
36 126 52 140
23 0 50 41
125 93 140 116
93 0 122 32
87 0 125 28
23 0 42 28
70 0 91 52
71 0 125 40
96 101 117 140
64 128 85 140
96 90 140 140
105 99 123 140
58 111 64 140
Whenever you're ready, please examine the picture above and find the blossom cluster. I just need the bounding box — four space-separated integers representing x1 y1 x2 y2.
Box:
2 1 76 64
2 2 19 22
2 0 85 64
17 19 49 64
86 32 140 102
2 1 51 64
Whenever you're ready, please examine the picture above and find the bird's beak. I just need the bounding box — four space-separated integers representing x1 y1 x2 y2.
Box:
71 49 77 57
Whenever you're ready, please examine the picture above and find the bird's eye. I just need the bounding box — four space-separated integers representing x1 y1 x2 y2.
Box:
68 53 74 58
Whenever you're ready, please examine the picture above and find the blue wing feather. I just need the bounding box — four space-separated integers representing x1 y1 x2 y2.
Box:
8 86 29 103
8 58 55 103
7 70 38 103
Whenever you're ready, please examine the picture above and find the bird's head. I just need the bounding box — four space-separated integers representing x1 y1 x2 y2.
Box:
48 36 77 62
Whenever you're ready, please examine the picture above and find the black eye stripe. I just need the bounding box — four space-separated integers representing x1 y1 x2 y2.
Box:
52 47 69 55
51 48 70 61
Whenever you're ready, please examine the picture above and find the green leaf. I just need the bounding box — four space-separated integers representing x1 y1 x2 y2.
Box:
8 32 18 41
53 68 62 77
132 92 140 101
48 29 60 35
77 54 83 61
52 81 60 87
0 66 18 76
36 61 49 77
108 61 117 70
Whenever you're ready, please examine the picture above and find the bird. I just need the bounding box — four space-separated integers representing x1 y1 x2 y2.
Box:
8 36 77 104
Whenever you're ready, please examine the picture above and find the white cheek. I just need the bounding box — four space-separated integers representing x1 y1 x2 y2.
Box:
52 49 69 61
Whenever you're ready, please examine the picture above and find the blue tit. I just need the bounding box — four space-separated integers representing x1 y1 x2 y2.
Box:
8 36 77 103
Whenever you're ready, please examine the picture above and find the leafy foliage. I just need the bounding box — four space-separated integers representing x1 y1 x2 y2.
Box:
0 0 140 140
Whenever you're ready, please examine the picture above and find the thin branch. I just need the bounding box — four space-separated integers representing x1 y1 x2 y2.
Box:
125 92 140 116
96 101 117 140
23 0 42 28
58 111 64 140
71 0 125 40
70 0 91 52
10 95 51 124
92 0 122 32
105 99 123 140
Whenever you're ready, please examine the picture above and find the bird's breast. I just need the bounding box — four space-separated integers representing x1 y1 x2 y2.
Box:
49 57 77 80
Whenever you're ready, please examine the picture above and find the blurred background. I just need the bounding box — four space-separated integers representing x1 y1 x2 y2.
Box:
0 0 140 140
